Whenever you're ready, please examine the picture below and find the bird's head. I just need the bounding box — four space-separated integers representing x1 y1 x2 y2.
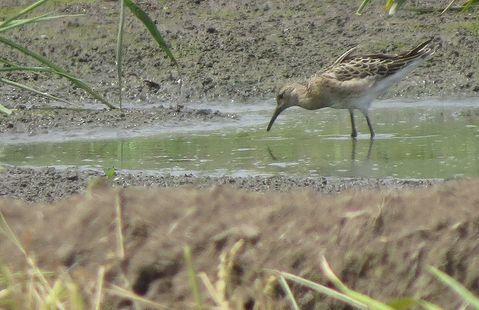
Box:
267 83 304 131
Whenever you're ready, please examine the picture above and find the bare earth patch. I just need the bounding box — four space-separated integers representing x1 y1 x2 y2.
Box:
1 179 478 308
0 166 441 203
0 105 237 135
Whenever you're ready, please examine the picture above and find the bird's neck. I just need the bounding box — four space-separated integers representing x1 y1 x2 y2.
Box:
295 84 326 110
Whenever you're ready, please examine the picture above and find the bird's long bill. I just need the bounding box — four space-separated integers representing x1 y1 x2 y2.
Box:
267 106 285 131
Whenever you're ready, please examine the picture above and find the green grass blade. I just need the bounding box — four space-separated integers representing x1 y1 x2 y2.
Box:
0 57 16 66
116 0 126 109
0 65 57 73
0 0 49 28
320 256 394 310
0 65 105 104
0 103 12 115
266 269 367 309
429 266 479 308
0 14 84 33
108 285 169 309
387 0 408 15
124 0 177 66
419 300 444 310
385 0 395 11
0 35 115 109
387 297 443 310
0 77 69 104
183 246 204 310
278 276 300 310
356 0 373 15
442 0 458 14
462 0 479 11
0 211 26 257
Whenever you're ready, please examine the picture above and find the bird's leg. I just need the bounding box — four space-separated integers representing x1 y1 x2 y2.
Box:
361 110 375 139
349 109 357 138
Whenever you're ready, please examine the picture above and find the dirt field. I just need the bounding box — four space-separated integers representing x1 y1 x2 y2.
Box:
1 0 479 110
1 179 479 308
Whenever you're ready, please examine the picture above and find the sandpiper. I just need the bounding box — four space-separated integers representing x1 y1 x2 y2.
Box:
267 38 438 139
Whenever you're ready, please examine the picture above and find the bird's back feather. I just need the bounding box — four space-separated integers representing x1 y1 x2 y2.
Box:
324 38 437 83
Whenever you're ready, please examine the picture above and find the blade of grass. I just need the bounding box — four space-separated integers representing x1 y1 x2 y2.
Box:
387 297 442 310
0 57 16 66
320 256 394 310
114 191 125 260
266 269 368 309
124 0 177 66
429 266 479 308
0 102 12 115
386 0 408 15
278 276 300 310
0 14 84 33
385 0 395 11
0 65 64 74
198 272 222 305
183 246 204 310
442 0 458 14
0 35 115 109
0 210 58 308
356 0 373 15
0 0 49 28
93 266 105 310
0 77 69 104
44 279 65 309
65 280 85 310
108 284 168 309
462 0 479 11
419 300 444 310
116 0 126 109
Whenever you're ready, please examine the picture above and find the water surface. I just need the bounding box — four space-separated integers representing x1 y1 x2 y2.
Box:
1 98 479 178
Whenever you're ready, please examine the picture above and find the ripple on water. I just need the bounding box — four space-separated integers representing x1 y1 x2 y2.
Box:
2 100 479 178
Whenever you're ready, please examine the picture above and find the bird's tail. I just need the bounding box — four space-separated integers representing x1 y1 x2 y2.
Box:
402 37 441 60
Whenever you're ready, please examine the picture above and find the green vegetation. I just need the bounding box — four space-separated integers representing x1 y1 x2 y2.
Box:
269 256 479 309
103 166 117 180
463 21 479 35
0 0 113 112
357 0 478 15
445 21 479 36
0 0 177 113
116 0 178 109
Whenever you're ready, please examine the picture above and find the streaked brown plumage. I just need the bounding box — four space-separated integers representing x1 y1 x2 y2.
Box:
267 38 438 139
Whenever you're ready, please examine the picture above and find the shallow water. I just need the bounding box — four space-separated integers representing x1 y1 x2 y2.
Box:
1 98 479 178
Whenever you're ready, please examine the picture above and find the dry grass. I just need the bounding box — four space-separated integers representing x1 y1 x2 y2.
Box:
2 179 479 308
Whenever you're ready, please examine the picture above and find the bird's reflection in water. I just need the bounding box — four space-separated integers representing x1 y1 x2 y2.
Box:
266 145 278 161
351 138 374 161
266 138 375 176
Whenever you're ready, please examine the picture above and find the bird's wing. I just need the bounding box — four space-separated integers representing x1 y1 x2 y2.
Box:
324 38 436 82
332 46 358 66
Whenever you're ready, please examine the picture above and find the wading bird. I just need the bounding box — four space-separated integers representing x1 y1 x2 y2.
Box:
267 38 438 139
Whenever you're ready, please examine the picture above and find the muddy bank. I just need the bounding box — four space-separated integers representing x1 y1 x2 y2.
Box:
1 0 478 110
0 104 237 135
0 165 442 202
1 179 478 308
